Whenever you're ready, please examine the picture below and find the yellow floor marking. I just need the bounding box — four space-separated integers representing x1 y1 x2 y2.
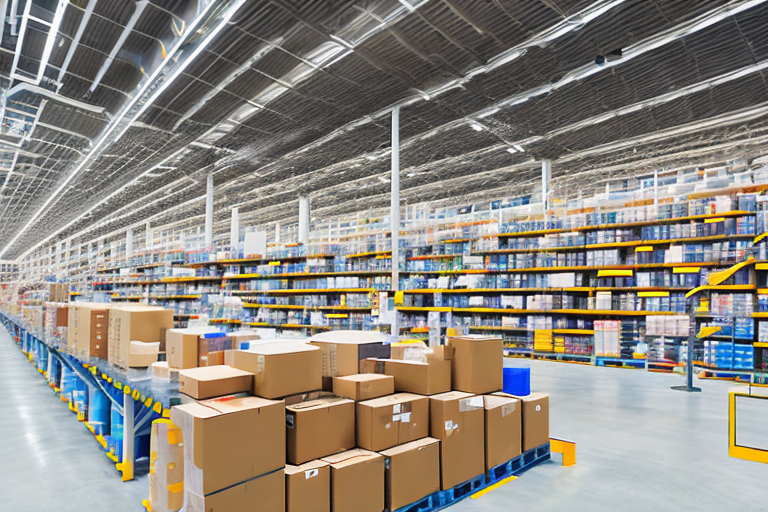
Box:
471 475 518 499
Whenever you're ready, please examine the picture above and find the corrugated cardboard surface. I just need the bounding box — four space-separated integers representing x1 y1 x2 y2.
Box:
286 397 355 465
170 395 285 497
333 374 394 401
509 392 550 451
380 438 440 511
167 328 222 369
309 331 391 389
447 336 503 394
185 469 284 512
429 391 485 489
383 358 451 396
108 305 174 369
228 343 322 399
285 460 330 512
321 449 384 512
178 365 254 399
56 306 68 327
356 393 429 451
89 309 109 359
483 394 521 470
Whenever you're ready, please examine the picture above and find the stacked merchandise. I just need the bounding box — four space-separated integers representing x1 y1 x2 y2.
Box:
594 321 620 357
620 319 644 359
159 332 550 512
646 315 689 362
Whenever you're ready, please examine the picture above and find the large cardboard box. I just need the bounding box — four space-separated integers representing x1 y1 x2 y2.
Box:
286 397 355 465
229 330 261 350
321 449 384 512
67 303 110 358
148 420 184 512
356 393 429 451
185 469 284 512
227 342 322 399
285 460 330 512
108 305 174 369
333 373 394 401
166 327 223 369
178 365 253 399
56 305 68 328
309 330 391 389
483 395 522 471
447 335 503 394
379 348 451 395
170 395 285 498
507 392 549 451
380 438 440 511
429 391 485 490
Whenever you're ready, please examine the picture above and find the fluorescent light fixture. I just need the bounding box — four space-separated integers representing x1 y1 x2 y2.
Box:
36 0 67 83
507 147 518 154
513 144 525 153
469 122 484 132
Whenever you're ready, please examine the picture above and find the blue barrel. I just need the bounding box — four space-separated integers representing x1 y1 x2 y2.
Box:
73 377 88 416
110 404 123 460
88 387 111 435
503 366 531 396
60 366 77 402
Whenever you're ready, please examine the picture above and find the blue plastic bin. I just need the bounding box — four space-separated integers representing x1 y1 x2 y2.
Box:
503 367 530 396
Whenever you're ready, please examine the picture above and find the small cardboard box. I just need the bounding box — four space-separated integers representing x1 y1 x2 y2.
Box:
229 330 261 350
108 305 174 369
227 342 322 399
447 335 503 394
185 469 284 512
128 342 159 368
170 395 285 497
56 306 68 328
429 391 485 490
178 365 253 399
381 356 451 395
380 438 440 511
322 449 384 512
148 420 183 512
333 374 394 401
309 330 391 389
285 460 330 512
506 392 549 451
286 397 355 465
483 394 521 471
356 393 429 451
166 327 224 369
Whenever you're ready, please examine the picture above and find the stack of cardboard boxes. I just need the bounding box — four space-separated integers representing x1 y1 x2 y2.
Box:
168 331 550 512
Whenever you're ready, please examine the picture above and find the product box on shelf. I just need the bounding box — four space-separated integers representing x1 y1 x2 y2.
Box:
321 449 385 512
178 365 253 399
483 394 522 471
499 392 549 451
356 393 429 451
169 395 285 501
108 305 174 369
226 342 322 399
332 373 394 401
429 391 485 490
309 330 391 389
285 460 330 512
380 437 441 511
285 396 356 465
166 327 223 369
447 335 503 394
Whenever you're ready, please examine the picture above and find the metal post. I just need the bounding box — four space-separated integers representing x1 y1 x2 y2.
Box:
205 173 213 248
126 228 133 259
672 296 702 392
230 207 239 250
542 159 551 226
391 107 400 337
121 392 135 481
274 221 281 245
298 196 310 245
653 168 659 208
145 221 152 249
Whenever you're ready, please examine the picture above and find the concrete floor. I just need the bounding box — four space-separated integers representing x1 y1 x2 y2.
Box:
1 327 766 511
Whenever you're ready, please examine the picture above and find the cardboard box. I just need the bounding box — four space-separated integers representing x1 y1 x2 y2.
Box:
198 333 233 367
309 330 391 389
170 395 285 497
429 391 485 489
108 305 174 369
229 330 261 350
286 397 355 465
178 365 253 399
227 342 322 399
56 306 68 328
321 449 384 512
381 356 451 396
333 373 394 401
66 303 110 359
148 420 184 512
507 392 549 451
356 393 429 451
166 327 224 369
285 460 330 512
88 308 109 359
483 395 521 471
185 468 284 512
447 335 503 394
389 341 429 360
128 349 158 368
380 438 440 511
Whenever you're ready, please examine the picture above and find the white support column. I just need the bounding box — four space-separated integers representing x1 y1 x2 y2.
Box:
298 195 310 245
205 173 214 248
653 169 659 208
541 159 552 225
121 392 135 481
145 221 152 249
391 107 400 336
126 228 133 259
274 221 281 245
230 207 239 249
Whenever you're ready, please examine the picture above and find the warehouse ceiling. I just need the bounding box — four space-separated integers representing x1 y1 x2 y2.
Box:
2 0 768 259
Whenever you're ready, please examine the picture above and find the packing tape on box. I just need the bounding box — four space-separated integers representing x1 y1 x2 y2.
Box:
257 355 265 374
305 469 319 479
501 402 516 418
459 396 484 412
320 344 338 377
